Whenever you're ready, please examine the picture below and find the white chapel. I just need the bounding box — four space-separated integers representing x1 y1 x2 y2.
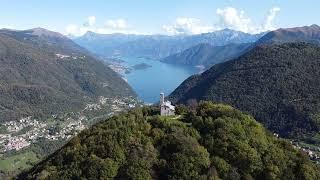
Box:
160 92 175 116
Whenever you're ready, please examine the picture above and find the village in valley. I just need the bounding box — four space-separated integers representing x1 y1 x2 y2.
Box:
0 92 175 156
0 96 139 153
0 96 139 171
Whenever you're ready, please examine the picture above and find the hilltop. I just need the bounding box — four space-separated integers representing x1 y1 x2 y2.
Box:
19 102 320 179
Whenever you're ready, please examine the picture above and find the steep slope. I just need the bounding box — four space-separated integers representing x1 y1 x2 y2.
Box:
74 29 264 59
256 24 320 45
0 28 135 122
161 43 251 67
19 102 320 179
169 43 320 136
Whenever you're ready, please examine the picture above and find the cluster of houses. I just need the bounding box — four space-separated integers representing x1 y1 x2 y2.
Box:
83 96 137 113
274 133 320 162
45 120 85 140
55 53 86 60
4 117 46 133
291 141 320 161
0 96 139 153
0 117 46 151
3 137 30 151
0 116 85 152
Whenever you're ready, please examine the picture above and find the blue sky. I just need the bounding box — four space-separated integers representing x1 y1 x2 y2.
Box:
0 0 319 36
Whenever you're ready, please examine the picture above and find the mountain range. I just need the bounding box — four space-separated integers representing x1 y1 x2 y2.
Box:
161 24 320 68
0 28 135 123
161 43 251 68
73 29 264 59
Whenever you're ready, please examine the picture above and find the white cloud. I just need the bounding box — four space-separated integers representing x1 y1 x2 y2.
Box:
66 6 281 36
216 6 281 33
65 24 95 36
216 7 254 33
163 18 216 35
65 16 134 36
163 6 281 35
85 16 96 27
105 19 128 30
65 24 79 35
0 25 15 30
262 7 281 31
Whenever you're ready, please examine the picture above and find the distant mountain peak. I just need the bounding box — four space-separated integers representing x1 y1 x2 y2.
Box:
275 24 320 33
220 28 238 32
74 28 264 59
27 27 66 39
310 24 320 28
83 30 96 36
256 24 320 45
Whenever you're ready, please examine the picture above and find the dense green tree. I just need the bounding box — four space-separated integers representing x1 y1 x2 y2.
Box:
19 102 320 179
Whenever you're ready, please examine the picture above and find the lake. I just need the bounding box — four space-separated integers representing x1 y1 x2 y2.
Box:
119 57 200 103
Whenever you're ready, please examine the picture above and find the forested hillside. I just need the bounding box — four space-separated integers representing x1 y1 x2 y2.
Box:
169 43 320 137
0 28 135 122
19 102 319 179
161 43 251 67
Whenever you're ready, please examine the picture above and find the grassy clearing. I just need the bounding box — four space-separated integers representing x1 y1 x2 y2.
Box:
0 151 39 172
